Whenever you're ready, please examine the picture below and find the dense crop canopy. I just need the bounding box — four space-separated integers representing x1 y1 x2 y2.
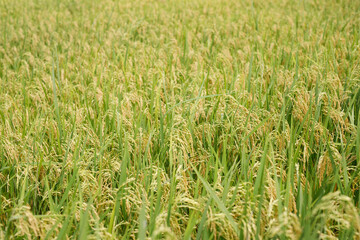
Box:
1 0 360 239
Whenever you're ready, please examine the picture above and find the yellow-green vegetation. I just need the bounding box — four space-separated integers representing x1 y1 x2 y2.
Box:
1 0 360 239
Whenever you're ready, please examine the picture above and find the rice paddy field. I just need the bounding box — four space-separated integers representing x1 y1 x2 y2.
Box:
1 0 360 239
